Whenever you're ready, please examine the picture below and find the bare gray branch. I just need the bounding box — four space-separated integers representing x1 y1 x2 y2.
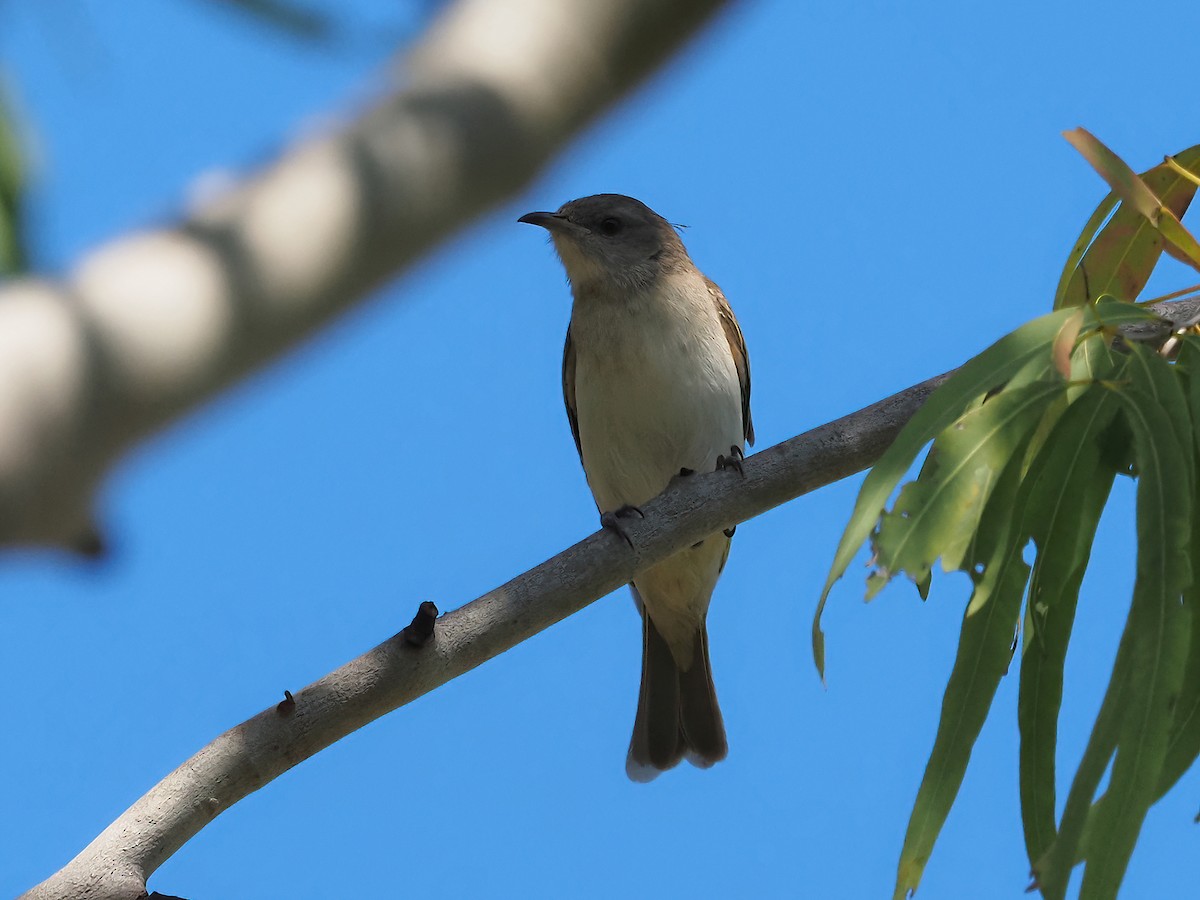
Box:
21 371 946 900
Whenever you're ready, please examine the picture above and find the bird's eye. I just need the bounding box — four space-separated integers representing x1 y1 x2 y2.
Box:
598 217 623 236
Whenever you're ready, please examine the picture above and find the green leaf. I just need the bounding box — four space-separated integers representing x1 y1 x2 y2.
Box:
812 307 1079 679
1123 343 1196 495
1053 191 1119 310
1055 144 1200 309
1017 386 1122 867
1035 617 1133 899
1157 337 1200 795
813 298 1160 680
1079 381 1191 897
872 380 1064 585
893 449 1034 900
1156 213 1200 273
1154 490 1200 798
1036 374 1193 898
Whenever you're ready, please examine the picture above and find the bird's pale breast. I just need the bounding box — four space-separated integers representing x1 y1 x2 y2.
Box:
571 276 744 515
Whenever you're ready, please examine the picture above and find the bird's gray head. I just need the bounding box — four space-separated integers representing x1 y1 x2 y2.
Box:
519 194 688 293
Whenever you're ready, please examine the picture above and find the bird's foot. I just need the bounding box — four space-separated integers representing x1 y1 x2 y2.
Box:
716 445 745 476
601 504 644 549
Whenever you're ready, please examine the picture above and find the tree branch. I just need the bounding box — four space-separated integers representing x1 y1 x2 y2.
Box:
20 372 948 900
0 0 737 550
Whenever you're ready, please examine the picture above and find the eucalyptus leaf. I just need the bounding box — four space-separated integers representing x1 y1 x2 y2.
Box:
813 307 1081 679
1078 376 1192 897
893 452 1034 900
1017 386 1123 866
1158 337 1200 795
1055 145 1200 309
872 380 1064 585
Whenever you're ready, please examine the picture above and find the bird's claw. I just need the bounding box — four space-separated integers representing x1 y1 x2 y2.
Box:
601 504 644 549
716 445 745 476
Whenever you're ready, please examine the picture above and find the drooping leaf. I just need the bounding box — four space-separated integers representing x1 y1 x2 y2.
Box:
814 299 1162 680
1123 342 1196 494
812 307 1078 679
1055 144 1200 309
1035 370 1193 898
872 380 1063 587
1068 341 1200 870
1077 374 1192 897
1153 501 1200 800
1156 336 1200 795
1017 385 1123 867
893 451 1034 900
1035 612 1133 900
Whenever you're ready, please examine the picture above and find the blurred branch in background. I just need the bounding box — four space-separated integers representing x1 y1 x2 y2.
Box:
0 0 736 552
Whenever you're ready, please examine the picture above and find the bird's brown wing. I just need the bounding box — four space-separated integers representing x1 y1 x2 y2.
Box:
562 323 583 458
707 278 754 446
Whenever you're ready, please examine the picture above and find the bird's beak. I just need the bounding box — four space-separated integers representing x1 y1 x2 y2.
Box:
518 211 586 237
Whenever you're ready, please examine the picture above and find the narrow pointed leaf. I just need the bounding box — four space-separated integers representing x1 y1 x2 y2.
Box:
873 380 1063 583
1035 622 1132 899
1155 471 1200 797
1158 336 1200 795
1055 145 1200 309
1078 379 1192 897
1123 343 1195 494
892 449 1033 900
814 307 1080 678
1052 309 1085 378
814 299 1161 679
1064 128 1162 222
1053 192 1119 309
1017 387 1122 866
1156 212 1200 273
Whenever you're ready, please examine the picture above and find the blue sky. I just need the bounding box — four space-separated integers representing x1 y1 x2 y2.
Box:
1 1 1197 897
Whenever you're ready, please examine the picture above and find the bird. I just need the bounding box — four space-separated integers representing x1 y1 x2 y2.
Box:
519 194 753 781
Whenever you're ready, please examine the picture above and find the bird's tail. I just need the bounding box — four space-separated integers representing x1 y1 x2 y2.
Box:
626 607 727 782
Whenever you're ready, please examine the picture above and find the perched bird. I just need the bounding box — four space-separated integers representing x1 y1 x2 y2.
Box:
519 194 753 781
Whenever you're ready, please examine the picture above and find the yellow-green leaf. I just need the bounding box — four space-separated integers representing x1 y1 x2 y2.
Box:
1064 128 1161 222
1055 144 1200 309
